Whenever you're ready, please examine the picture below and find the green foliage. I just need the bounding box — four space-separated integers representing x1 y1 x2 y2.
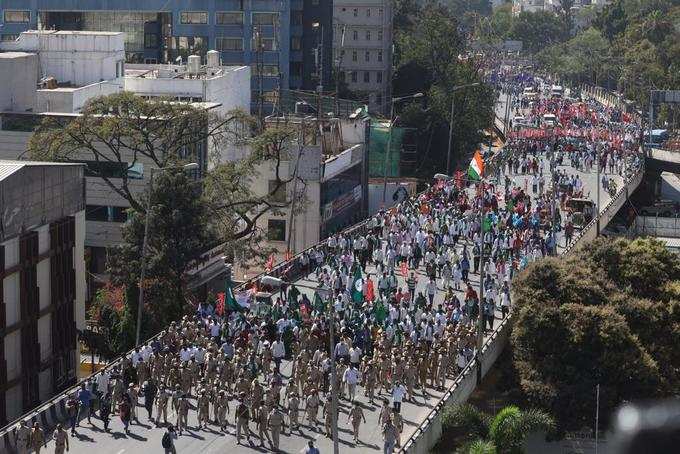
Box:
508 11 569 53
103 170 215 349
545 0 680 106
442 403 554 454
511 237 680 432
393 1 494 178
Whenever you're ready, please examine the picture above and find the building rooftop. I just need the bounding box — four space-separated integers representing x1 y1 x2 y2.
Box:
19 30 123 37
0 160 83 181
124 64 246 81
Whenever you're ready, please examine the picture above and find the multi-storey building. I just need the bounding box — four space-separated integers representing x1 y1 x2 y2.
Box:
0 1 334 108
0 31 250 299
0 160 86 425
333 0 393 114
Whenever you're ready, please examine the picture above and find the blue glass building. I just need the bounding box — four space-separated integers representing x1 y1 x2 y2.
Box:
0 1 333 103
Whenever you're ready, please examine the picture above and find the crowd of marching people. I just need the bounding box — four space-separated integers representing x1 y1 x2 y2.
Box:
19 71 643 454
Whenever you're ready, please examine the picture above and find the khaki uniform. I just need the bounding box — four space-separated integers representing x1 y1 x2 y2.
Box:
30 428 44 454
349 406 365 441
176 398 189 434
235 402 250 442
287 396 300 429
15 425 30 454
197 394 210 428
267 409 285 449
156 390 169 423
54 429 69 454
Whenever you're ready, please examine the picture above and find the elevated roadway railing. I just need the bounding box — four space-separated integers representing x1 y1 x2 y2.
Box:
401 160 645 454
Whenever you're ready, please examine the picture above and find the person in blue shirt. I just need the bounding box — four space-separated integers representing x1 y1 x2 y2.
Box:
76 383 93 425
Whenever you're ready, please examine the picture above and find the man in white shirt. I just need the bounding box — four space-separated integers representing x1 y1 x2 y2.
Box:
272 338 286 373
391 382 407 412
343 364 360 402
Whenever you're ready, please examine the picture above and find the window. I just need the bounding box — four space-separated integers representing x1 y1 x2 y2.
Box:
116 60 124 78
376 71 383 83
353 8 358 17
291 36 302 51
144 34 159 49
363 71 370 83
365 51 370 62
367 8 371 17
353 30 358 41
251 64 279 77
292 62 303 77
80 160 143 180
351 71 357 83
86 205 128 223
352 51 357 62
377 94 383 107
180 11 208 24
267 219 286 242
4 10 30 23
379 8 384 16
377 50 383 62
260 38 277 51
216 37 243 51
378 30 383 41
253 12 278 26
292 11 303 25
312 0 320 5
216 11 243 25
1 34 19 42
268 180 287 203
366 31 371 41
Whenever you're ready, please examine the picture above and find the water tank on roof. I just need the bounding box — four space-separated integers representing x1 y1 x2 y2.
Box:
206 50 220 68
187 55 201 74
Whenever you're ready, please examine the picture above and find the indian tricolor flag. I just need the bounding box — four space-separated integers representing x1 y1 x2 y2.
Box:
468 150 484 181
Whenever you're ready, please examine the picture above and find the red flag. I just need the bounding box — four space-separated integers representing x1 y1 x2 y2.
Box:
265 254 275 271
401 261 408 279
216 292 225 316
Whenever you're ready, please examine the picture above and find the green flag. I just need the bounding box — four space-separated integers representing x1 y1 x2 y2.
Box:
374 300 387 323
225 273 242 313
351 267 364 303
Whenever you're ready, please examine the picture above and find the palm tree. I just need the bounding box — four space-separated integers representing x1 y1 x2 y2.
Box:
442 404 555 454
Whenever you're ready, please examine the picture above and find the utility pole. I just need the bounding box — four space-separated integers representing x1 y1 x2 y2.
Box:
476 179 485 385
446 96 455 176
334 24 346 117
254 26 264 128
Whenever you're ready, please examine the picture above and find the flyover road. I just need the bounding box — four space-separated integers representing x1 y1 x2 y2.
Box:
33 100 622 454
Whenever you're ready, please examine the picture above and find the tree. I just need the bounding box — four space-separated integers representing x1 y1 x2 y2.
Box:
28 92 302 244
104 170 216 345
508 11 569 53
441 404 555 453
393 2 494 178
510 237 680 432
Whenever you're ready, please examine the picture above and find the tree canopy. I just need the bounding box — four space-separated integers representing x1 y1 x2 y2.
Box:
510 237 680 432
439 403 555 453
393 0 495 177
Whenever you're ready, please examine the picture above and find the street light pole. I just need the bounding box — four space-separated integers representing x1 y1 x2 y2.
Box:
261 276 338 454
381 92 424 207
476 180 485 385
135 162 199 347
446 83 480 177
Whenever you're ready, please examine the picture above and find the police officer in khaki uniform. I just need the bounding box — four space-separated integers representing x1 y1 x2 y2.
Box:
15 420 30 454
267 406 285 451
347 402 366 443
196 390 210 429
53 424 69 454
235 393 251 444
287 391 300 431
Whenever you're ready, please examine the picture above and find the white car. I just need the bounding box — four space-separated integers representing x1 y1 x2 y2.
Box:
512 116 526 128
542 114 558 128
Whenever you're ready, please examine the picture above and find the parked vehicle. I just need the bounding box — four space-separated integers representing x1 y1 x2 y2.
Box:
640 199 680 217
565 198 595 228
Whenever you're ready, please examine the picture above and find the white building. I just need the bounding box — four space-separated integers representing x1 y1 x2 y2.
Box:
0 31 250 296
239 113 369 279
333 0 393 114
0 160 86 423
